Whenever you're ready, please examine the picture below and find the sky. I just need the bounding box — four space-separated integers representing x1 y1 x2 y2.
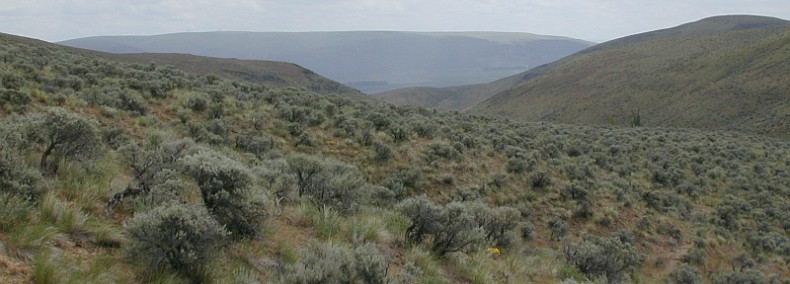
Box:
1 0 789 43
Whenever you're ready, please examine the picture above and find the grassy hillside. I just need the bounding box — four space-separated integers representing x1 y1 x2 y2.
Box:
2 32 790 284
59 31 593 93
471 15 790 137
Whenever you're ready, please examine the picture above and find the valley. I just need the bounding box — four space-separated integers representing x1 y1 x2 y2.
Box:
0 14 789 284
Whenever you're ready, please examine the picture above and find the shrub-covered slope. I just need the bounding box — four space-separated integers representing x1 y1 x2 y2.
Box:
471 15 790 137
1 32 790 283
104 53 367 99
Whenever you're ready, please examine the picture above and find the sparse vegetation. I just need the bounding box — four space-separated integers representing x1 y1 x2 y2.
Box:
1 24 789 283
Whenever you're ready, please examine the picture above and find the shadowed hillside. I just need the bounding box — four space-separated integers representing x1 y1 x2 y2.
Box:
470 15 790 137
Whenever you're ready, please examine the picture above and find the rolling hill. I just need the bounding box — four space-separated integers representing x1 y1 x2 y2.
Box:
372 68 530 110
0 33 365 99
3 27 790 284
59 31 593 93
469 15 790 137
103 53 366 99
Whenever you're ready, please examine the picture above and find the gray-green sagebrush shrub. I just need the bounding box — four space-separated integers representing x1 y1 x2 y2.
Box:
255 159 298 204
1 72 25 90
0 89 31 110
24 107 103 173
470 204 522 247
712 269 768 284
562 234 646 282
181 147 268 238
0 146 42 198
286 153 370 213
280 242 390 283
642 190 692 218
372 142 393 163
398 197 487 256
119 137 194 194
126 203 228 283
424 141 461 163
387 124 410 143
81 86 148 115
668 264 703 284
107 136 195 208
0 192 35 232
235 131 280 159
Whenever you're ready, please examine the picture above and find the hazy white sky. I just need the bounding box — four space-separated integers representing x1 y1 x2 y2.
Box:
1 0 788 42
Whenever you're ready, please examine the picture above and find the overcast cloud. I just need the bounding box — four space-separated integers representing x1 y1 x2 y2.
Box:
1 0 788 42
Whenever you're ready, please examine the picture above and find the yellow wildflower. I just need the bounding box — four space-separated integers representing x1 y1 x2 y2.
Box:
487 247 501 255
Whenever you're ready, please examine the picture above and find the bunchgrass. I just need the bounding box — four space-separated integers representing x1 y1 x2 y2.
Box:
32 250 59 284
0 193 35 232
39 193 89 235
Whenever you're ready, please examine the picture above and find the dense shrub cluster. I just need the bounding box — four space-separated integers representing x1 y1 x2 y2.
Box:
287 153 373 213
25 107 103 173
0 146 42 197
125 203 228 283
182 147 268 238
562 234 646 282
280 242 391 283
398 197 522 255
399 197 484 255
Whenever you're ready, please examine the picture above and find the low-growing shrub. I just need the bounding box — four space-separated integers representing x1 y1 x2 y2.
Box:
424 141 461 163
562 234 646 282
25 107 104 173
280 242 391 283
712 269 766 284
182 147 268 238
235 131 279 159
125 203 228 283
399 197 487 255
469 203 522 247
287 153 370 213
0 193 35 232
387 124 410 143
531 171 552 189
549 217 569 240
642 190 692 218
372 142 393 163
0 148 42 198
668 264 703 284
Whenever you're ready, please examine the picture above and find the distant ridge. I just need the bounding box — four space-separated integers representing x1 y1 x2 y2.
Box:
59 31 593 93
105 53 366 99
373 71 527 110
0 33 365 99
469 15 790 137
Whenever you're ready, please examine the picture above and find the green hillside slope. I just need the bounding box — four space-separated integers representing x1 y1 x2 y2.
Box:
2 30 790 284
471 15 790 137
